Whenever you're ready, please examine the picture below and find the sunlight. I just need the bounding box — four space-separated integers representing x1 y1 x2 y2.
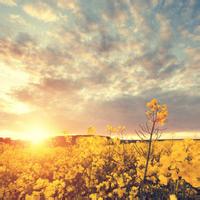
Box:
23 127 51 144
11 102 32 114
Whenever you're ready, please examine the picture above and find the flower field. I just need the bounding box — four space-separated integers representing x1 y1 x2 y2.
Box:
0 137 200 200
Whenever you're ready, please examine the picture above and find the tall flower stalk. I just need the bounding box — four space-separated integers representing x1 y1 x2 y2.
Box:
137 98 168 198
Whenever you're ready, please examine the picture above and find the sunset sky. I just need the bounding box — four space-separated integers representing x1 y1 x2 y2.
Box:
0 0 200 140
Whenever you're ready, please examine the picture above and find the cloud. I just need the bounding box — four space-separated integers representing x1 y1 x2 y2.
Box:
8 75 86 133
35 77 81 92
156 14 172 46
23 2 58 22
185 47 200 70
0 0 16 6
9 14 27 26
78 89 200 133
57 0 80 13
11 76 83 110
0 0 200 136
15 32 36 46
0 34 39 70
132 47 183 79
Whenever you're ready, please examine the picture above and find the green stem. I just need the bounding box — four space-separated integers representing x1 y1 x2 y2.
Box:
143 120 156 182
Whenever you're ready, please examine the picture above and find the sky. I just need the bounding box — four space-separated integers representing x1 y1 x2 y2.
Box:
0 0 200 140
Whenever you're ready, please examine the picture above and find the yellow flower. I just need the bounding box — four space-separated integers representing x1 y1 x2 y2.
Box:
117 177 124 187
117 188 125 198
169 194 177 200
159 174 168 185
89 193 97 200
146 98 168 125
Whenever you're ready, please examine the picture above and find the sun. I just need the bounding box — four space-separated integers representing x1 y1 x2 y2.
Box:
23 127 51 144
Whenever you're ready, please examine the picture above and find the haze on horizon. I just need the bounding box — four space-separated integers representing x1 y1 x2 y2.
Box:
0 0 200 140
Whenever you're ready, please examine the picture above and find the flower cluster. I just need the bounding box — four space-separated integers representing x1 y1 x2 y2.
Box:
146 98 168 125
0 137 199 199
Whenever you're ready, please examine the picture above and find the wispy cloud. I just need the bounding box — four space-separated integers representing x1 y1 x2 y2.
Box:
0 0 16 6
9 14 27 26
23 2 59 22
57 0 80 13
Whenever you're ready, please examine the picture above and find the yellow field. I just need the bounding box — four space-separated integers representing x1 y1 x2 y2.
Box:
0 137 199 200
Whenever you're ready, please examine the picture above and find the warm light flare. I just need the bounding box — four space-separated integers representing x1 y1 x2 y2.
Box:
12 102 32 114
22 127 51 144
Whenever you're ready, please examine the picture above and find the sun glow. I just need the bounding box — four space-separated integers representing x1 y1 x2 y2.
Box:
13 103 31 114
23 127 51 144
